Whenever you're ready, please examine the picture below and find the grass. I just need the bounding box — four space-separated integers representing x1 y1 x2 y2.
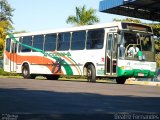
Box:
0 68 20 76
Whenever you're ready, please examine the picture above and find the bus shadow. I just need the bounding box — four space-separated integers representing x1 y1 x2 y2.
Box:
35 76 118 85
0 87 159 120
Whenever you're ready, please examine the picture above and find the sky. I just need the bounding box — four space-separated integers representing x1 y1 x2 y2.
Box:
8 0 152 32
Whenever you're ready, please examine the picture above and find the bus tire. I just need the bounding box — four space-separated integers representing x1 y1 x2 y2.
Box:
87 64 96 82
46 75 59 80
116 77 127 84
22 64 36 79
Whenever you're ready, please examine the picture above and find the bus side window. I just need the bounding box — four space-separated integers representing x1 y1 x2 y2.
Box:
114 34 118 51
86 29 104 49
21 36 32 52
6 38 11 52
113 34 118 59
18 37 23 52
44 34 57 51
57 32 70 51
108 34 112 51
11 42 17 53
71 31 86 50
33 35 44 51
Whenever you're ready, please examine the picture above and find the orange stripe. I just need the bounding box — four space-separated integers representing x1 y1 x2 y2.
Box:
5 51 64 75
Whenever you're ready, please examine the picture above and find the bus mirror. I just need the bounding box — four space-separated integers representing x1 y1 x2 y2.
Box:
117 30 121 34
119 44 125 59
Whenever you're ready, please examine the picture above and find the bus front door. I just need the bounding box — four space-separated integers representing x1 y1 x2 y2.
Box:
105 33 117 76
10 41 17 72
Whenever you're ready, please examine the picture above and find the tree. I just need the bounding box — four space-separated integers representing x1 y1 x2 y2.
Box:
0 20 13 50
14 30 28 34
149 24 160 53
66 5 100 26
149 23 160 38
113 18 142 23
0 0 14 23
0 0 14 52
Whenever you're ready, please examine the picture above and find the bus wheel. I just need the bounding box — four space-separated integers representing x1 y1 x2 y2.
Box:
87 64 96 82
116 77 127 84
22 64 35 79
46 75 59 80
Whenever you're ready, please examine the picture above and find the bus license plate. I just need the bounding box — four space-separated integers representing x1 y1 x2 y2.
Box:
138 73 144 76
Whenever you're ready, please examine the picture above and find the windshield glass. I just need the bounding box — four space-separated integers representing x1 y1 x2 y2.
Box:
124 32 152 51
119 32 154 61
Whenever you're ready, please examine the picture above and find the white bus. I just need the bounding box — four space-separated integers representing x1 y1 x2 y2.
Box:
3 22 157 84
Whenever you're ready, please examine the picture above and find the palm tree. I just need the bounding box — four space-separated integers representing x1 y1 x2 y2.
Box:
66 5 100 26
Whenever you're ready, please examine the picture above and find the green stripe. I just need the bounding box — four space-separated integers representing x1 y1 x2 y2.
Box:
68 56 82 75
117 67 156 77
53 56 73 75
8 33 73 75
8 33 43 53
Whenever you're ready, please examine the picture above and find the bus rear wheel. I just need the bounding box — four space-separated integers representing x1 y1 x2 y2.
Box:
116 77 127 84
87 64 96 82
22 64 36 79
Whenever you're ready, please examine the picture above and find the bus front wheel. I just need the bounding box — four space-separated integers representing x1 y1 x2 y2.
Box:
22 64 36 79
87 64 96 82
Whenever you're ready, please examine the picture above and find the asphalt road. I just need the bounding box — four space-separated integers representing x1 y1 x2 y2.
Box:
0 78 160 120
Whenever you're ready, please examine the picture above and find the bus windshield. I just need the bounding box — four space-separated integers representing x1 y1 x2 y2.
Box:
119 32 154 61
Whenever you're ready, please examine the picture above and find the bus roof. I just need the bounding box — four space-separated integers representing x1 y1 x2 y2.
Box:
10 22 151 37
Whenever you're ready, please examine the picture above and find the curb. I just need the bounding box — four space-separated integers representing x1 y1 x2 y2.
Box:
126 80 160 86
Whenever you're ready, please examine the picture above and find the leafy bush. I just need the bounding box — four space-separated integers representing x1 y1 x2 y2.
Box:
0 68 20 76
